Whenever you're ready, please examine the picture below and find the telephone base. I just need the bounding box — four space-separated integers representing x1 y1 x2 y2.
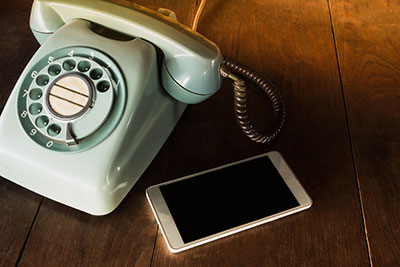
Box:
0 20 187 215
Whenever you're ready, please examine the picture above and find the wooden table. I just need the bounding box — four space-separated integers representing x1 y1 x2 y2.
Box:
1 0 399 266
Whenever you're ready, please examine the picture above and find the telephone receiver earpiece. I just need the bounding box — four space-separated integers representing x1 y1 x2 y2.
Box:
31 0 223 104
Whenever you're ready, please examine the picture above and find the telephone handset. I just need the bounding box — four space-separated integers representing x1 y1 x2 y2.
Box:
0 0 285 215
30 0 222 103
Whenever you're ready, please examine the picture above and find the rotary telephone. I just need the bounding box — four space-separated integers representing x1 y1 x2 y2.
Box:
0 0 285 215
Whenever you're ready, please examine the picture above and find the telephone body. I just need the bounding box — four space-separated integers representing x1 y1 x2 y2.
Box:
0 0 222 215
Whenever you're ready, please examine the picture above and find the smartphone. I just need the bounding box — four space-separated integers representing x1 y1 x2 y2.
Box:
145 151 312 253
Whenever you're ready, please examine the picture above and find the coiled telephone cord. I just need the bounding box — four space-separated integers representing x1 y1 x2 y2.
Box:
220 57 286 143
192 0 285 143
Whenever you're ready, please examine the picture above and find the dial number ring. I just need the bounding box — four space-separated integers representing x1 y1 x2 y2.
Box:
17 47 126 152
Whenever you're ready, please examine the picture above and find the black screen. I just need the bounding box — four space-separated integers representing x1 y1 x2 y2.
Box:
159 155 300 243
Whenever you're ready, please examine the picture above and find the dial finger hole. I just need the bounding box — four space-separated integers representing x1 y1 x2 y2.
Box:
29 88 43 100
89 68 103 80
36 74 49 86
47 124 62 137
48 64 62 76
63 59 76 71
78 61 91 72
35 116 49 128
97 80 110 92
29 103 43 115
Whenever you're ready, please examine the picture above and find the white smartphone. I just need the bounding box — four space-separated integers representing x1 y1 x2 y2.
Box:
145 151 312 253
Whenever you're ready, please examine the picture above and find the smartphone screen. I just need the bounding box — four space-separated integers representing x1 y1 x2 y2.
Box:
146 151 312 252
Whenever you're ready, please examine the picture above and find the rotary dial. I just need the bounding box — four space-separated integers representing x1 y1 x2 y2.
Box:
17 47 126 152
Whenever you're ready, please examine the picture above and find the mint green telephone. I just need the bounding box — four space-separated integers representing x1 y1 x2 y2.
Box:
0 0 285 215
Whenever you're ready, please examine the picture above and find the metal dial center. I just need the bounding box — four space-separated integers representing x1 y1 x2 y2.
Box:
47 74 92 119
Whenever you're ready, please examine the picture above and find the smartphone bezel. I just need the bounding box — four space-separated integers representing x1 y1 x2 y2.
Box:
145 151 312 253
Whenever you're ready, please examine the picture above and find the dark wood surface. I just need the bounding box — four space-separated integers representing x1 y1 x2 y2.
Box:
0 0 398 266
0 1 43 266
331 0 400 266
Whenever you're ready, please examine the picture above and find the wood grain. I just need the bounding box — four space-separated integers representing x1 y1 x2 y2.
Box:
0 0 43 266
0 0 376 266
330 0 400 265
17 145 170 267
150 0 370 266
